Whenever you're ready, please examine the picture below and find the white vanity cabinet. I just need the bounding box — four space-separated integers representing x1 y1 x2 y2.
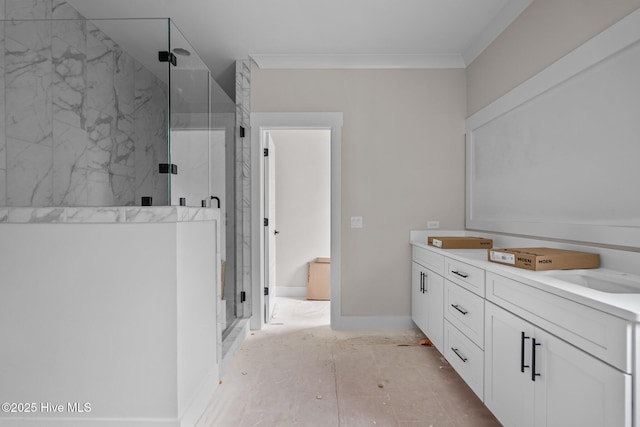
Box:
412 247 445 351
410 239 637 427
485 300 631 427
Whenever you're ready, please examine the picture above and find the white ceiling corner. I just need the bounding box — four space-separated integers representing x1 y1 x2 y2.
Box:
462 0 535 66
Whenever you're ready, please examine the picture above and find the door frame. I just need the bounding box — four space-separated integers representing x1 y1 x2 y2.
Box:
263 132 276 323
250 112 343 330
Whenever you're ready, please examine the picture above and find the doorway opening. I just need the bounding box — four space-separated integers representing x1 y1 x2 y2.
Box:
263 129 331 323
250 112 343 331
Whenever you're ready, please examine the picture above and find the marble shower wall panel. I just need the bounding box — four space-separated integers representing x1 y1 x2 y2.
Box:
0 1 169 207
52 18 88 205
5 0 51 20
5 19 54 206
134 63 168 206
52 0 82 20
235 59 251 314
110 48 136 206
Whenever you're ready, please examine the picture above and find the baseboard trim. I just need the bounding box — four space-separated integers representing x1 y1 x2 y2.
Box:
179 368 220 427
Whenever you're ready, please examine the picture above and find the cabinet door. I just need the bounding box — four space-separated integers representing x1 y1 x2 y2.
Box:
533 328 632 427
411 263 428 334
485 302 535 427
411 263 444 351
424 268 444 351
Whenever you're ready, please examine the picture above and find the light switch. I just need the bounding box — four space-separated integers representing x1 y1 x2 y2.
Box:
351 216 363 228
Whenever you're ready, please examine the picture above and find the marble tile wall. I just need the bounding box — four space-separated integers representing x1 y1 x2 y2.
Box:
0 0 168 207
235 59 251 318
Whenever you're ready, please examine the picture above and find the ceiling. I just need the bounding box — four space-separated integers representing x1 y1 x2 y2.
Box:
66 0 533 99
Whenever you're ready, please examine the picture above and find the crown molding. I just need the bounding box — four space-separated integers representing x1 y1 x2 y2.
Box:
250 53 466 69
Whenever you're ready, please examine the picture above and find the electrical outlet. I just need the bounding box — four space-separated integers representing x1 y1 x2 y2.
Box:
351 216 363 228
427 220 440 229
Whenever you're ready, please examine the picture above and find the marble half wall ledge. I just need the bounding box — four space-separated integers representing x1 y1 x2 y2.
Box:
0 206 220 224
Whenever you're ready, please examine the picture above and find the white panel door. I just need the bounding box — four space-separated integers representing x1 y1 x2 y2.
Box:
411 263 444 351
424 269 444 352
485 302 535 427
411 263 428 334
533 328 632 427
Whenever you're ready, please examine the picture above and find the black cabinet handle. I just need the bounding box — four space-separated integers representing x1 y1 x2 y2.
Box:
451 347 468 363
451 304 468 315
421 271 428 293
531 338 541 381
419 272 424 293
451 270 469 279
520 332 530 373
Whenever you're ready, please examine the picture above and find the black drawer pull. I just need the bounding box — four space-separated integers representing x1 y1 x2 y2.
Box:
520 331 530 373
531 338 541 381
451 304 468 315
451 347 468 363
451 270 469 278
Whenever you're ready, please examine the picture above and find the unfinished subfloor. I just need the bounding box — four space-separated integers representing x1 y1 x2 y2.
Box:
197 296 501 427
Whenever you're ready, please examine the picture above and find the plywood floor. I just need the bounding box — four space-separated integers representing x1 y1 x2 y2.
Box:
197 297 501 427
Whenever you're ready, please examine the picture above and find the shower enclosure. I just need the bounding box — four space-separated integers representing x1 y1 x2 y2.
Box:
0 4 242 332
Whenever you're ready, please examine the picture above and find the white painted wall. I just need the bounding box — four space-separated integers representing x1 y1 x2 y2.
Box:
0 220 219 426
466 0 640 115
176 221 219 421
251 68 466 320
268 130 330 294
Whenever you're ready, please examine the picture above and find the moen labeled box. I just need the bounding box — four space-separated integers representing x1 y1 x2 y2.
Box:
428 236 493 249
488 247 600 271
307 257 330 300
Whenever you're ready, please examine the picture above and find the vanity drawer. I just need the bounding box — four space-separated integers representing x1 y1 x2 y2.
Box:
444 280 485 348
413 246 444 275
445 257 485 297
486 272 632 373
444 320 484 401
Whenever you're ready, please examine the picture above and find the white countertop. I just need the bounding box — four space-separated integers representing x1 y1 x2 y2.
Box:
411 240 640 323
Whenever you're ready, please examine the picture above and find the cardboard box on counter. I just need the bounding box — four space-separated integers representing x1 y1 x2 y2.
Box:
428 236 493 249
488 247 600 271
307 257 330 300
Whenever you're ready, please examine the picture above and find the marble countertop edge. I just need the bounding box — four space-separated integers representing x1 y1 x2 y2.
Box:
0 206 220 224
